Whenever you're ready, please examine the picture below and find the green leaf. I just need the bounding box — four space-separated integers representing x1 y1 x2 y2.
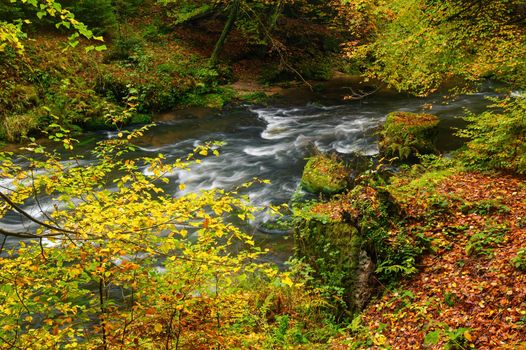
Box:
424 330 441 345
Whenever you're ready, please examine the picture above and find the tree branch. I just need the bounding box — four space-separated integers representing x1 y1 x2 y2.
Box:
0 192 76 235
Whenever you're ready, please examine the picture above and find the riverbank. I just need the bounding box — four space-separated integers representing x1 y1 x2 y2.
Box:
329 169 526 349
0 1 347 143
290 94 526 348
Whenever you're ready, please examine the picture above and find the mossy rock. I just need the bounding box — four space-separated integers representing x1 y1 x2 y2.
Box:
1 108 42 142
129 113 152 125
257 216 294 235
294 219 374 316
84 117 116 131
379 112 439 160
300 155 349 194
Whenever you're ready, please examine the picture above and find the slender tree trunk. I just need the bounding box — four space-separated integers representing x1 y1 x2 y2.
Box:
268 1 282 32
99 277 108 350
209 0 241 67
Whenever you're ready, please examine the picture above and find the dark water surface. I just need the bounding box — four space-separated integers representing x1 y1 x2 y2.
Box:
1 80 498 260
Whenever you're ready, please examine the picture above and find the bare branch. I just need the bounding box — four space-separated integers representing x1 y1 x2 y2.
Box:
0 192 76 235
343 85 382 100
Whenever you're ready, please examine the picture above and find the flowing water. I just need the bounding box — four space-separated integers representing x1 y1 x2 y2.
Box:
0 80 498 260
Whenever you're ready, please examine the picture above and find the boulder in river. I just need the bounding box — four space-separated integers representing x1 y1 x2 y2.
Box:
379 111 439 160
300 154 349 194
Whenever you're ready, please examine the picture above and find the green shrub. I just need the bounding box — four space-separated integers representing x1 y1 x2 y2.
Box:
62 0 117 35
113 0 143 20
465 224 508 257
0 1 24 22
457 95 526 174
460 199 510 215
1 110 41 142
103 35 143 62
511 248 526 271
300 154 349 194
379 111 439 160
296 56 333 81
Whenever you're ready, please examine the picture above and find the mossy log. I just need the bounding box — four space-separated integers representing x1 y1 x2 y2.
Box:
379 111 439 160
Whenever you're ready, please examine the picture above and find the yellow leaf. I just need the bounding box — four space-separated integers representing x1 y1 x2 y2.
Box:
373 334 387 346
154 323 163 333
464 331 473 342
281 276 294 287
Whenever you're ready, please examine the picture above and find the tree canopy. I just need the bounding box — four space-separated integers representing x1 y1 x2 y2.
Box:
340 0 526 94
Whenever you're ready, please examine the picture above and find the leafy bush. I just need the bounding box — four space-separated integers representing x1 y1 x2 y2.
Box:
296 56 333 81
0 1 24 21
103 34 144 62
1 109 40 142
62 0 117 35
511 248 526 271
465 224 508 257
457 95 526 174
0 127 342 349
113 0 143 20
73 0 116 34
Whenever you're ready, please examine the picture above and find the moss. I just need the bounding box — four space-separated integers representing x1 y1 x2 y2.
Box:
84 117 116 131
129 113 152 125
2 111 40 142
258 216 294 234
379 111 439 160
300 155 349 194
296 56 333 81
238 91 269 104
294 220 363 316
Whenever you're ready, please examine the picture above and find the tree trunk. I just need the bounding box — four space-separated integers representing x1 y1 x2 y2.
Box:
209 0 241 67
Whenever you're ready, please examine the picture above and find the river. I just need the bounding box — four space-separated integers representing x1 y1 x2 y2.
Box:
0 79 498 261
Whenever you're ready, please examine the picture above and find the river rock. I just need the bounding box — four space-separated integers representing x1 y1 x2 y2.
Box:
293 219 375 316
300 154 349 194
379 111 439 160
292 184 402 317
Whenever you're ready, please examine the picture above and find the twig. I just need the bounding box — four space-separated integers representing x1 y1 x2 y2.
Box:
0 234 7 255
0 192 76 235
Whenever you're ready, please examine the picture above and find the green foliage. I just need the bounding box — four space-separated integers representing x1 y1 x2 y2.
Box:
460 199 510 216
0 126 341 348
62 0 117 35
465 223 508 257
296 56 333 81
379 111 439 160
103 34 144 62
238 91 269 104
343 0 526 95
444 327 472 350
457 95 526 174
260 55 334 84
511 248 526 271
301 154 349 194
0 0 104 55
162 1 213 25
113 0 143 20
389 157 458 207
424 326 472 349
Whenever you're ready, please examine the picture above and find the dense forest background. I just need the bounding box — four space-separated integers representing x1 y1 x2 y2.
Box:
0 0 525 349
